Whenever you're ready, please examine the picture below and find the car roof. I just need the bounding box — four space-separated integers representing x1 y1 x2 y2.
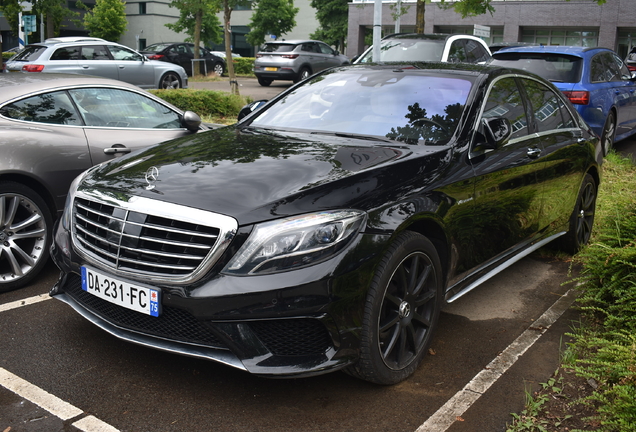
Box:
44 36 106 43
381 33 452 41
263 40 324 45
0 73 147 102
493 45 608 57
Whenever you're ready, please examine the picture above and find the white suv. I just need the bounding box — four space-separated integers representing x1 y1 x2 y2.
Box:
354 33 491 64
5 37 188 89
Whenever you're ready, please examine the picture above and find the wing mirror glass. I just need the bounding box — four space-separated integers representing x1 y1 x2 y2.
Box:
238 100 268 121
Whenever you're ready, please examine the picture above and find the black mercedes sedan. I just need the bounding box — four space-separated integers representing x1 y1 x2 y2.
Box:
50 63 602 385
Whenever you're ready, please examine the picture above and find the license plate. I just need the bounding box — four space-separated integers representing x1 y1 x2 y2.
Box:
264 67 277 71
81 266 161 317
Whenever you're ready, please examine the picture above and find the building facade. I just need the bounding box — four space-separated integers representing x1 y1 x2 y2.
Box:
347 0 636 59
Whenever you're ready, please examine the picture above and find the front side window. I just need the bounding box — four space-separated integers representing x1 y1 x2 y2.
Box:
0 91 81 125
482 77 528 140
80 45 111 60
318 43 335 55
108 45 143 61
68 88 181 129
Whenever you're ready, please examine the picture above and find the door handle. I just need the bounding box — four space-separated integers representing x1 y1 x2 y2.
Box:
527 147 542 159
104 145 131 155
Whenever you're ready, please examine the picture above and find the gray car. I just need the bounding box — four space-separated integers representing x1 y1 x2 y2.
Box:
0 73 205 292
253 39 350 86
5 37 189 89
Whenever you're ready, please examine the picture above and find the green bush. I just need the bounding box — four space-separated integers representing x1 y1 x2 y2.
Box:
231 57 255 75
149 88 247 118
2 52 15 62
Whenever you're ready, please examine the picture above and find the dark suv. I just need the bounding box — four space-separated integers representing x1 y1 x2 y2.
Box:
253 39 350 86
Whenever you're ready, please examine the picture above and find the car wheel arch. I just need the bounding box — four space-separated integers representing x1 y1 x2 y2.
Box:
0 173 58 217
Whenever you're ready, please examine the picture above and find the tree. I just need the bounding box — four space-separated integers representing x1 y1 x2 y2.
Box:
36 0 76 38
166 0 223 76
245 0 298 47
310 0 348 53
78 0 126 41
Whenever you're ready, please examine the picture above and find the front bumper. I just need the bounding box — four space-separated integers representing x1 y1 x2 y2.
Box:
50 219 388 378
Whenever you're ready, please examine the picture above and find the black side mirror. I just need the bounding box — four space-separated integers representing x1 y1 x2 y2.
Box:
238 100 268 121
482 116 512 148
182 110 202 132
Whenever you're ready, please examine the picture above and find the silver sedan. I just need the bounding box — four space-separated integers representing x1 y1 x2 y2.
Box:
0 73 205 292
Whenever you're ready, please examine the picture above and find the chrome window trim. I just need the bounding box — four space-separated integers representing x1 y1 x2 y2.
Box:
71 188 238 286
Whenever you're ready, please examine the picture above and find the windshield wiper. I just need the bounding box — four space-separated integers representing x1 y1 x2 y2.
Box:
310 131 394 143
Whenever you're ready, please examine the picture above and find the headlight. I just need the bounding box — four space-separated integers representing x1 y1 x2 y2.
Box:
223 210 366 275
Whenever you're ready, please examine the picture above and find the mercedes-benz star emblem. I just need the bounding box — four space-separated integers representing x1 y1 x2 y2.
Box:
145 166 160 190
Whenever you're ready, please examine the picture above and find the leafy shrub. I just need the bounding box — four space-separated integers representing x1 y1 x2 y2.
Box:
231 57 255 75
150 89 247 118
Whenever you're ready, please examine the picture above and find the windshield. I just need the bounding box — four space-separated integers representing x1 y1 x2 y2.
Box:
249 69 474 145
143 43 172 52
11 45 47 61
490 54 583 83
357 39 445 63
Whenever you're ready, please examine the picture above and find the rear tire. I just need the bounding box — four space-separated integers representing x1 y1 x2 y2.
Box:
558 173 597 255
0 182 52 293
257 77 273 87
294 67 311 83
346 231 443 385
159 72 181 89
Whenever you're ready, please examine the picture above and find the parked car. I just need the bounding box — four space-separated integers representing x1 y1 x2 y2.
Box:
489 45 636 155
5 38 189 89
50 62 601 384
0 73 205 292
353 33 491 64
253 39 350 86
624 46 636 72
140 42 226 77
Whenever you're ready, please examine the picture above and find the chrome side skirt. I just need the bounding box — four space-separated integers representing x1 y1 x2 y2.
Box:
445 231 566 303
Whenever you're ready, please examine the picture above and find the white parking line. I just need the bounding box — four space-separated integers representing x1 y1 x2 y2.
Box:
0 293 51 312
1 294 120 432
416 289 578 432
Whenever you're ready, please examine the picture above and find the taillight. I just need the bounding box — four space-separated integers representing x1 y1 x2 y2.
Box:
22 64 45 72
147 54 164 60
256 54 263 58
282 54 299 59
562 90 590 105
628 65 636 72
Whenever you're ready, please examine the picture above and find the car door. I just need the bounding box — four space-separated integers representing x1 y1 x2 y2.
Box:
465 76 546 269
67 87 194 164
610 52 636 136
46 45 82 74
77 45 119 80
300 42 319 70
0 90 93 207
317 42 341 70
107 45 155 88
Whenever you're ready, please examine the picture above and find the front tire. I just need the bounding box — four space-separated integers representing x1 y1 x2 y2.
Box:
558 173 597 255
347 231 443 385
212 62 225 76
159 72 181 89
0 182 52 293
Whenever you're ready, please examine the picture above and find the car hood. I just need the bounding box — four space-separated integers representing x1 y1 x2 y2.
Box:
81 126 447 225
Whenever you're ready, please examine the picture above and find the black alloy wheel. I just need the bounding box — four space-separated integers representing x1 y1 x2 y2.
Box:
601 111 616 156
257 77 273 87
347 231 443 385
160 72 181 89
558 173 597 255
0 182 52 292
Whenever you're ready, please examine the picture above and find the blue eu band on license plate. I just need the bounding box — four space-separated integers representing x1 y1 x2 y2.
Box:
81 267 160 317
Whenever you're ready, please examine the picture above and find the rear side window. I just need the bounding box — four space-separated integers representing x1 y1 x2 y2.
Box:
490 54 583 84
464 40 490 63
522 79 568 132
261 44 297 53
51 46 81 60
0 91 81 125
11 45 47 61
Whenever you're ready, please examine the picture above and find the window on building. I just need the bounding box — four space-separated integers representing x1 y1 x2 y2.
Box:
616 29 636 59
435 26 502 46
139 2 146 14
521 28 598 47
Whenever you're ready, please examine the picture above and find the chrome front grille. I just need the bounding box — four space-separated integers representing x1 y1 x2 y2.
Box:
72 192 237 284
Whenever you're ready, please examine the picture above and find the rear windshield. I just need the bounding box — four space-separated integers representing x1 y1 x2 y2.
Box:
489 53 583 84
11 45 47 61
260 43 297 53
143 44 172 52
357 39 445 63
